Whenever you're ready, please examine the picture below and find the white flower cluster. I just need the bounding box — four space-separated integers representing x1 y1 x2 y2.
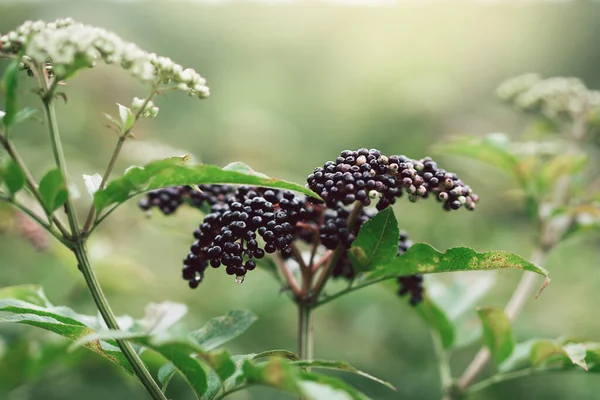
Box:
497 74 600 120
132 96 159 118
0 18 209 98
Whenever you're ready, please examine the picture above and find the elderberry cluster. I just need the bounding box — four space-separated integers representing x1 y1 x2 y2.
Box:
138 185 236 215
182 187 319 288
307 149 478 212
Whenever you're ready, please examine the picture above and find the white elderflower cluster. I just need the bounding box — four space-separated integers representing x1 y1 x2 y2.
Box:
132 96 159 118
497 74 600 120
0 18 209 98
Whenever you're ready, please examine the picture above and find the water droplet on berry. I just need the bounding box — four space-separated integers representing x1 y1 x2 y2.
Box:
235 276 245 284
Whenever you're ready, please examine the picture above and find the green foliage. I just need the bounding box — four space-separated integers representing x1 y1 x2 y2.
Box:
366 243 549 285
413 295 456 349
0 285 135 375
0 59 19 129
242 357 371 400
434 135 522 183
0 158 25 195
0 284 390 399
349 207 399 273
476 307 515 365
191 309 257 350
500 339 598 374
93 157 320 213
38 169 68 213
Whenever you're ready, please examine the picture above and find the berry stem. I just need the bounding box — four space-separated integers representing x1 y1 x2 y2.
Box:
274 254 302 297
40 77 167 400
311 201 364 302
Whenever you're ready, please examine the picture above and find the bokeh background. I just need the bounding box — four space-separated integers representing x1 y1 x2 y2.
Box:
1 1 600 399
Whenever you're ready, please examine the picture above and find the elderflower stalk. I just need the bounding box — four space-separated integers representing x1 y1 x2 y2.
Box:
82 86 160 234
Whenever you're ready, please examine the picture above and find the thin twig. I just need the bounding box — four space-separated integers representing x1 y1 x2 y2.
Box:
82 85 159 234
311 250 333 273
457 107 588 392
0 133 71 237
311 202 364 301
0 194 71 247
274 253 302 297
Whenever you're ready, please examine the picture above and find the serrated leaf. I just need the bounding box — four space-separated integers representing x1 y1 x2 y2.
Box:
477 307 515 365
349 207 399 273
1 159 25 195
434 136 522 183
93 157 320 213
191 309 258 351
291 360 395 391
117 103 135 132
83 173 103 197
366 243 550 297
1 60 20 128
39 169 68 213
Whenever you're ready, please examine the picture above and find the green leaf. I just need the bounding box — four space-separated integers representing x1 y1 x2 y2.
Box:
434 135 522 183
383 278 455 348
531 340 588 371
157 362 176 391
140 339 209 397
38 169 68 213
536 154 588 196
94 157 320 213
349 207 399 273
242 358 302 394
426 272 497 349
414 295 455 349
366 243 550 296
1 60 20 128
222 161 269 178
253 350 301 361
0 285 135 376
299 372 370 400
191 309 258 351
1 159 25 195
12 107 39 126
117 103 135 132
476 307 515 365
291 360 395 391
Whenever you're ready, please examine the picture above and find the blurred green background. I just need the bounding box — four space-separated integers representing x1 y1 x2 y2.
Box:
1 1 600 399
